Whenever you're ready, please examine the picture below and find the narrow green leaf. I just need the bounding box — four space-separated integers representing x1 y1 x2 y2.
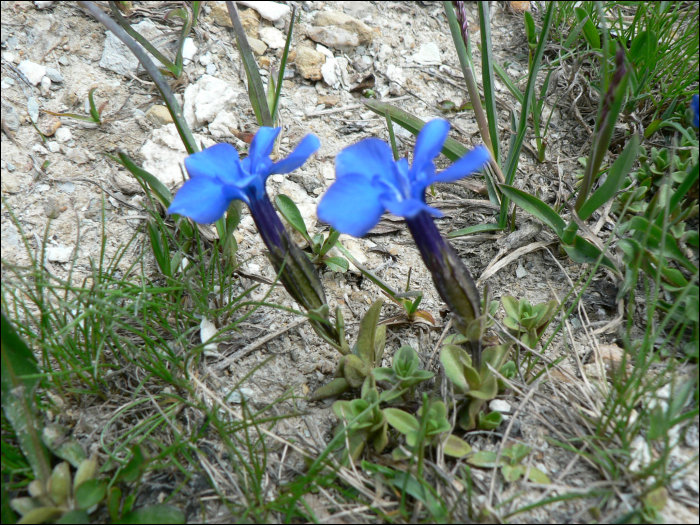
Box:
271 6 295 122
275 194 310 242
493 62 524 104
478 1 499 164
499 184 566 237
579 134 640 220
562 236 620 274
226 1 272 126
87 87 101 121
324 256 348 273
628 217 695 271
356 300 383 367
1 313 52 482
319 228 341 257
386 111 399 161
362 100 468 161
574 7 600 49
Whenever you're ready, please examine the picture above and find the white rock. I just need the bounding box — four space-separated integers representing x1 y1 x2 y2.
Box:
411 42 442 65
316 44 334 59
200 318 219 354
236 1 290 26
18 60 46 85
489 399 512 418
377 43 393 62
40 75 51 94
206 64 217 76
183 75 238 128
385 64 404 96
54 127 72 143
47 245 73 263
208 110 238 138
47 141 60 153
27 97 40 123
182 38 197 64
199 53 212 66
140 124 215 187
629 435 652 472
321 57 339 87
259 27 285 49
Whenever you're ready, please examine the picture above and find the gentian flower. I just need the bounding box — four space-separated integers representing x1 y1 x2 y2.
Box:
169 128 339 343
318 119 490 359
692 94 699 128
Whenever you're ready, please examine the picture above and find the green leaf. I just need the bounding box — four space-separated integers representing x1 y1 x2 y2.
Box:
42 425 86 468
579 134 640 220
628 217 695 271
442 434 472 458
574 7 600 49
57 510 90 524
75 479 107 511
107 487 122 522
493 62 524 105
384 408 419 435
527 466 551 484
499 185 566 237
478 1 499 164
355 300 383 368
226 2 272 127
275 194 310 242
18 507 63 524
110 152 173 208
523 11 537 47
502 464 526 482
147 219 171 277
271 6 295 122
118 445 146 484
389 472 447 522
466 450 498 468
465 375 498 400
440 344 470 393
319 228 341 257
1 313 52 482
562 235 620 275
87 87 101 122
115 504 185 524
477 410 502 431
362 100 468 162
309 378 350 401
323 256 348 273
501 296 520 320
371 367 395 383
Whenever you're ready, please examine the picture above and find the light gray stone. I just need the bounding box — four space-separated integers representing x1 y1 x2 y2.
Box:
208 110 237 138
45 67 63 83
236 1 289 26
306 26 358 49
385 64 404 96
27 97 40 123
2 106 20 131
100 19 163 76
54 127 72 143
248 38 267 56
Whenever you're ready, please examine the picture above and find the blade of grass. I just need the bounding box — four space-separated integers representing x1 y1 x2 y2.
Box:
478 1 499 165
271 6 296 123
500 0 555 227
226 1 273 127
79 1 198 154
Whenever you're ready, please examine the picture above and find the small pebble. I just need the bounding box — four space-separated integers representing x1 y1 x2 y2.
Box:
27 97 40 123
45 67 64 83
58 56 69 66
40 76 52 95
47 141 60 153
54 127 72 143
6 163 16 172
206 64 217 75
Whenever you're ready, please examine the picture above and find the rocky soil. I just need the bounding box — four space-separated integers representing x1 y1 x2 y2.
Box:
2 1 698 522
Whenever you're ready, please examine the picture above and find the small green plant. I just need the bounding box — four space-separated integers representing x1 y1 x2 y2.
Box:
467 443 551 484
501 295 558 348
9 457 106 524
43 87 106 124
332 375 389 463
440 336 513 430
372 345 434 402
310 300 386 400
385 396 472 460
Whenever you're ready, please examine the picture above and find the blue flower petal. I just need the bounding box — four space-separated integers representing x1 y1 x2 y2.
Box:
692 94 699 128
317 175 386 237
336 138 395 180
168 176 237 223
411 119 450 177
383 198 443 219
184 143 244 183
270 134 321 174
249 127 281 167
433 145 490 184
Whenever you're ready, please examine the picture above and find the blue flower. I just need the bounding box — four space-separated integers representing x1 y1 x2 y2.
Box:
169 127 320 224
692 94 699 128
317 119 490 237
